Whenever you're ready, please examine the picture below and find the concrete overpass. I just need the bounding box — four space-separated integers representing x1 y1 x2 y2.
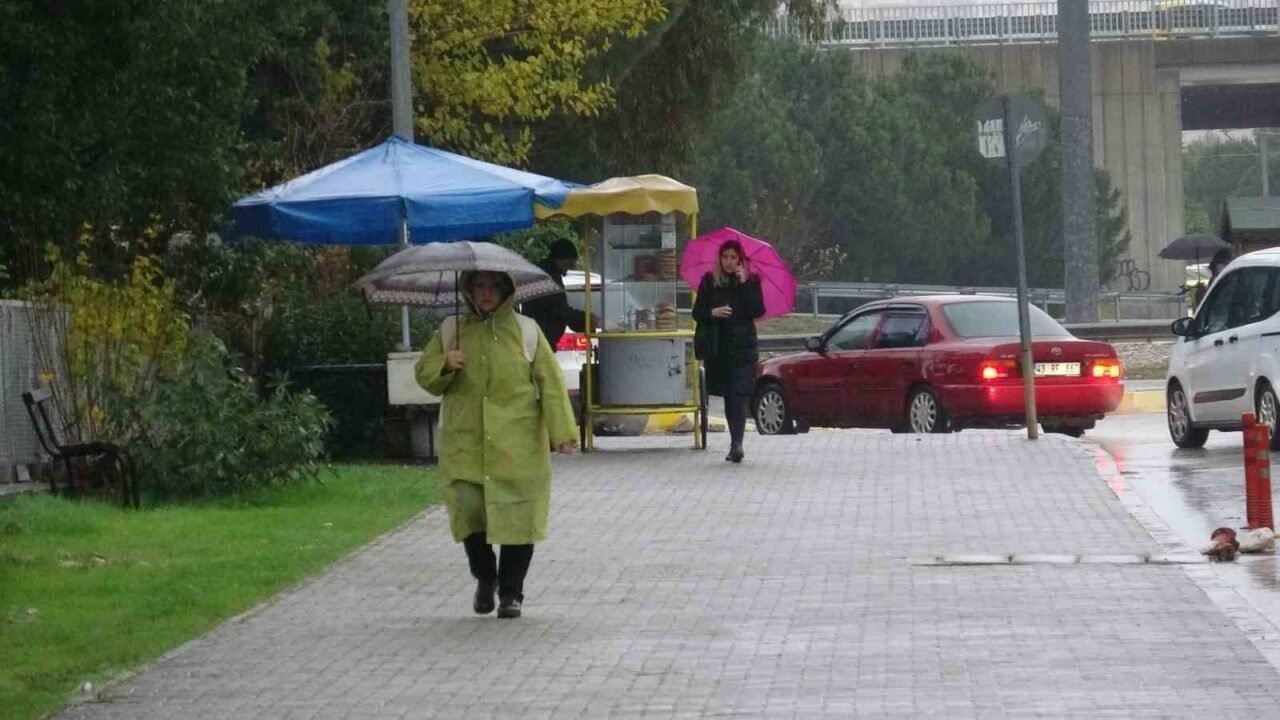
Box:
769 1 1280 293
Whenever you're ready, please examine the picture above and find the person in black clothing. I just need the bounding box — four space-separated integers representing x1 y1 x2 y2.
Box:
692 239 766 464
1193 248 1233 309
523 238 589 349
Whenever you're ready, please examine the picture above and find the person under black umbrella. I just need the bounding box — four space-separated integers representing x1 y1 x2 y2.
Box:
1193 248 1234 308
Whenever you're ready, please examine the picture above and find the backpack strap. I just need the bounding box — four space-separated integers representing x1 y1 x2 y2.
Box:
438 314 459 352
513 313 539 364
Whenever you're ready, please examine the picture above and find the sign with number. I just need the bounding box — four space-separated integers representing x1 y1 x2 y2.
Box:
975 95 1048 168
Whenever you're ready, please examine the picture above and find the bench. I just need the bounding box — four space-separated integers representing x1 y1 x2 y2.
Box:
21 387 138 507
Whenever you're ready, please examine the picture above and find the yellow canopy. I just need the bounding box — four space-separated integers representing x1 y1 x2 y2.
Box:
535 175 698 219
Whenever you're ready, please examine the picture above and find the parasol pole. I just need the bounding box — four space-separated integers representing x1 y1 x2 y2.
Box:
399 219 412 350
390 0 414 351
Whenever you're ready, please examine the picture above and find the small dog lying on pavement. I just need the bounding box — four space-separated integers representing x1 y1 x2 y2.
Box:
1203 527 1240 562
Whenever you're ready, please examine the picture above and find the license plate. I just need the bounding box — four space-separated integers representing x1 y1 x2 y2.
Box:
1034 362 1080 377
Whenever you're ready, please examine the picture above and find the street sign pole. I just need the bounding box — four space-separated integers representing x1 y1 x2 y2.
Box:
1003 95 1039 440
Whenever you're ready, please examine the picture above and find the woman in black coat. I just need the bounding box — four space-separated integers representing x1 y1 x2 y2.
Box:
692 239 766 463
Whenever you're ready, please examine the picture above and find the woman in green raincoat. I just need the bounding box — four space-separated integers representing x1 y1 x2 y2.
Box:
416 271 578 619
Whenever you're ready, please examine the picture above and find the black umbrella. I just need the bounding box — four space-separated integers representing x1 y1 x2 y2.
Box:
1158 234 1229 261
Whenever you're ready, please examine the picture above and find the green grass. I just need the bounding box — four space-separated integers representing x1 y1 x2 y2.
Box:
1124 365 1168 381
0 464 439 720
756 315 834 336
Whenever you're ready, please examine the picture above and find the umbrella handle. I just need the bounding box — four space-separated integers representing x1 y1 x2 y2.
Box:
454 271 460 350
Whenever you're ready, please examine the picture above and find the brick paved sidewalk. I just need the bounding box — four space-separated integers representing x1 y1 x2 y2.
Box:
59 432 1280 719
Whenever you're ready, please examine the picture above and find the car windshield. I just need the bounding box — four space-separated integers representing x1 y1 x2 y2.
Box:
941 301 1071 339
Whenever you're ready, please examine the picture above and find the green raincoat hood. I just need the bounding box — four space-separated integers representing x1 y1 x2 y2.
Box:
458 270 518 319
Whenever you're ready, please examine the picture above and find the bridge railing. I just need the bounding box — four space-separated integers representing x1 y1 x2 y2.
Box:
766 0 1280 47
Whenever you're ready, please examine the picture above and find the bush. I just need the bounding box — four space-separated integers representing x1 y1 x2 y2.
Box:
115 334 332 502
21 248 190 448
265 293 437 459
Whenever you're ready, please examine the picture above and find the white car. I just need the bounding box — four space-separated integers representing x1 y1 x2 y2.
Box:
1167 248 1280 449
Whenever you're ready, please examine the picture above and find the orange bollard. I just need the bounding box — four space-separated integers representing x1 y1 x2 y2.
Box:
1244 413 1275 531
1257 417 1274 531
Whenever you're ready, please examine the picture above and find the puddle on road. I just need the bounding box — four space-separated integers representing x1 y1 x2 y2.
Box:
1091 414 1280 629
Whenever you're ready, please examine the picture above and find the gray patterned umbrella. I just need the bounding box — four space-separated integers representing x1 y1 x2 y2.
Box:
351 241 562 309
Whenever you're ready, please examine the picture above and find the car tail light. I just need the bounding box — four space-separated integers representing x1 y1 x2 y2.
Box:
557 332 589 352
980 359 1018 381
1090 358 1123 379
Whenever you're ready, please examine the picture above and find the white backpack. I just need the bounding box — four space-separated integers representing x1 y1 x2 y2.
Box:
437 313 541 363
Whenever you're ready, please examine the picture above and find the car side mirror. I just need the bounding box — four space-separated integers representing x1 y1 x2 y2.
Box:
804 336 824 353
1171 317 1194 338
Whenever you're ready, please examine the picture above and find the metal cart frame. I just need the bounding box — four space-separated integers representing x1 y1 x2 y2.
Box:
538 176 706 452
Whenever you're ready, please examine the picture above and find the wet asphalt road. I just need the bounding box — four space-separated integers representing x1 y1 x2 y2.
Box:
1089 411 1280 625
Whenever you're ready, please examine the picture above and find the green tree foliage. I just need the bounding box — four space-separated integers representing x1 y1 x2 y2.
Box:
0 0 394 283
1183 131 1279 231
1184 196 1215 236
532 0 836 180
686 43 1131 288
409 0 668 165
0 1 254 267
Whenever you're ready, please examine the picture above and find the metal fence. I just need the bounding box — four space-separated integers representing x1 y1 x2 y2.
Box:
0 301 49 484
767 0 1280 47
791 281 1185 321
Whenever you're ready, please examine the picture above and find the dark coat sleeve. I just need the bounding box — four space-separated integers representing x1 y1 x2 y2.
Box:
692 273 715 324
563 300 589 332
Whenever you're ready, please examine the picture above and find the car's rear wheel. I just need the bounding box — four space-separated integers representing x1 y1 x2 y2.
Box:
906 386 951 434
1256 381 1280 451
1042 424 1085 438
1168 382 1209 449
754 383 794 436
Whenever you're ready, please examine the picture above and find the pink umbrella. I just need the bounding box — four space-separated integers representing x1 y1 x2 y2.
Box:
680 227 797 319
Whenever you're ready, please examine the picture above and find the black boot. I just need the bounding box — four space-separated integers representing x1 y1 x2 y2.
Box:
474 580 497 614
726 394 747 464
463 533 498 615
497 595 523 619
497 544 534 619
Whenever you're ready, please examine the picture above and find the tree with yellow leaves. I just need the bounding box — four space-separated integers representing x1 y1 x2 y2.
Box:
410 0 667 165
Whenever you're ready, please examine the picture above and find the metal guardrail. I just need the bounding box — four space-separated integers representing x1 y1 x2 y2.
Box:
758 318 1176 353
767 0 1280 47
793 281 1184 321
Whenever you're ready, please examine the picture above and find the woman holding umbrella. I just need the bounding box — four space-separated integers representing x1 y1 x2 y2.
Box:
414 268 577 619
692 240 768 463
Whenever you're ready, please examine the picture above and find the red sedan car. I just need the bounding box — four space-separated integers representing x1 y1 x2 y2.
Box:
753 296 1124 437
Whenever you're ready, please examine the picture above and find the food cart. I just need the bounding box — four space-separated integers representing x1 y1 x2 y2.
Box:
536 176 706 451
